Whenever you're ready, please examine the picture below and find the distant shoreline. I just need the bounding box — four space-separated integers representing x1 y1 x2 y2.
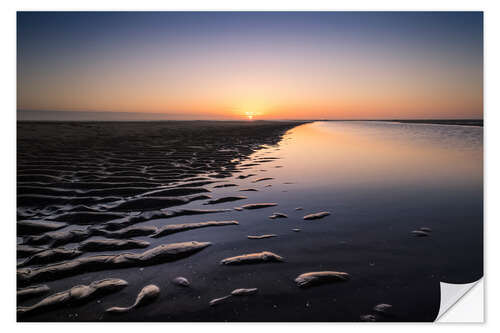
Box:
382 119 483 127
319 119 483 127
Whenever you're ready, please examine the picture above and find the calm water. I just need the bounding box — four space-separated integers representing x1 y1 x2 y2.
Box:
24 121 483 322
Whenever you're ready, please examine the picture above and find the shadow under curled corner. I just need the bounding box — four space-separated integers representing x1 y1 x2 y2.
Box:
435 278 484 322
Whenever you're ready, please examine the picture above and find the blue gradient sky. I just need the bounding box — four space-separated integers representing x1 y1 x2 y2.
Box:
17 12 483 120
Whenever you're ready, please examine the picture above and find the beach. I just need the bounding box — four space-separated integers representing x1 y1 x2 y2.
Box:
17 120 483 322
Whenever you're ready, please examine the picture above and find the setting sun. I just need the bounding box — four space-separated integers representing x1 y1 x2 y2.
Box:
244 111 256 120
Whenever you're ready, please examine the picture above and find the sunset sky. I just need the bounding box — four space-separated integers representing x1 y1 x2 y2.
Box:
17 12 483 120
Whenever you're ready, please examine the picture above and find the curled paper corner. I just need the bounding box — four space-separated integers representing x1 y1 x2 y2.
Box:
435 278 483 322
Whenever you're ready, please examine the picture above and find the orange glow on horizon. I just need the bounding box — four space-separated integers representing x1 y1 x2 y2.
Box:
18 71 482 120
17 46 482 120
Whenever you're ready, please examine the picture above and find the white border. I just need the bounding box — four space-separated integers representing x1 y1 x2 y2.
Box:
2 1 498 332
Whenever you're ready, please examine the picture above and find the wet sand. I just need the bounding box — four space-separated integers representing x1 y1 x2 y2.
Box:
17 120 482 322
17 120 308 321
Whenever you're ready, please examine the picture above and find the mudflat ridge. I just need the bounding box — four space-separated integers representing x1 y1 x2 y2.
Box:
17 121 303 220
17 120 308 321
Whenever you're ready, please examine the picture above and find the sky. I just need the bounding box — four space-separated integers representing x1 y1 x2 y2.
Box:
17 12 483 120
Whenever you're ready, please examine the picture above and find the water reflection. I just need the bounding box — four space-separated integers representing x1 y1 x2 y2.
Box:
264 121 482 191
228 121 483 320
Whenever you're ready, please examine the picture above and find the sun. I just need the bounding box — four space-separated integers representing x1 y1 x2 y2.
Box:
244 111 255 121
237 101 267 120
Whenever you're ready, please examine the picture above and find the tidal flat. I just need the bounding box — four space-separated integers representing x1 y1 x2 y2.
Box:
17 120 482 322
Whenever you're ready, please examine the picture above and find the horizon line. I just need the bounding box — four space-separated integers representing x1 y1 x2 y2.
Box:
17 110 483 122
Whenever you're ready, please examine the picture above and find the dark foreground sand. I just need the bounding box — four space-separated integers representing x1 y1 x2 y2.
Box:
17 121 308 321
